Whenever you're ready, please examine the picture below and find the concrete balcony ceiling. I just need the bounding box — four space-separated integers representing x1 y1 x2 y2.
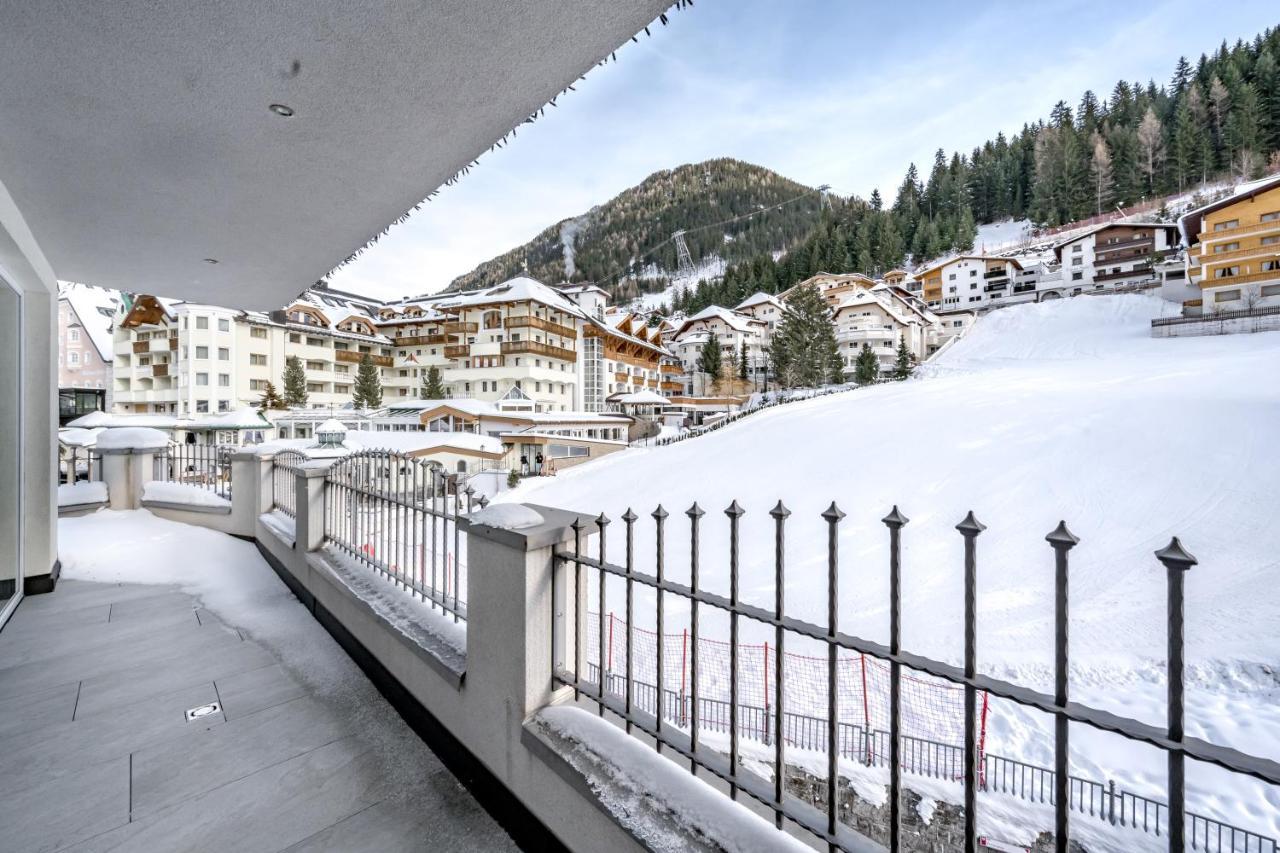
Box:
0 1 670 309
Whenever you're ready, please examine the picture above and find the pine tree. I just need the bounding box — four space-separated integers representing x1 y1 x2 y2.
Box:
282 355 308 407
738 340 749 382
892 339 914 381
853 343 880 386
769 283 840 388
256 380 286 412
698 332 723 388
1089 130 1114 215
353 353 383 409
421 366 446 399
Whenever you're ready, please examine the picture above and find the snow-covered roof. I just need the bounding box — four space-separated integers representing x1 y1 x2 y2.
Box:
735 291 784 312
60 283 122 362
431 276 588 319
675 305 762 338
66 411 179 429
58 427 103 447
616 389 668 405
187 407 273 430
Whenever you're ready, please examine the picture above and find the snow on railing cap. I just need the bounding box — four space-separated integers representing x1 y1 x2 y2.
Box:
468 504 545 531
94 427 171 451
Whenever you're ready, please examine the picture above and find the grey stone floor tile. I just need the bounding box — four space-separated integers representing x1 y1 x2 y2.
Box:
131 696 351 817
0 600 110 636
0 602 211 672
281 778 518 853
0 680 222 797
0 680 80 740
216 662 306 720
63 736 389 853
71 638 273 719
15 581 178 615
2 753 129 853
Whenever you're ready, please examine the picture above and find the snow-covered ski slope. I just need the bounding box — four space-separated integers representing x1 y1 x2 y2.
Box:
513 295 1280 666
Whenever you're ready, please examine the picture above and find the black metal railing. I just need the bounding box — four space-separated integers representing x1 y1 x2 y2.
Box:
270 450 308 518
585 663 1274 850
322 449 483 623
1152 304 1280 328
552 502 1280 852
59 446 103 484
152 443 232 500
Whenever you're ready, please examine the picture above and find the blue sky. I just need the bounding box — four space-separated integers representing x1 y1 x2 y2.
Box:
329 0 1278 300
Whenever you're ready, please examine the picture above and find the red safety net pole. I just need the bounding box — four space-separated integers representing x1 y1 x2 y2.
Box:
763 640 770 743
860 653 872 765
680 629 688 726
977 690 990 788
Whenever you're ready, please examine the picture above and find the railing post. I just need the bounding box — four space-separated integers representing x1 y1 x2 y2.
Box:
1155 537 1197 853
464 503 594 724
882 506 909 849
1045 520 1079 853
956 510 986 853
294 464 330 552
228 450 270 538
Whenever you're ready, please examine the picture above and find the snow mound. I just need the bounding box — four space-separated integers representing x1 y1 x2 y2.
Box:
58 480 107 508
95 427 171 450
143 481 231 508
467 504 544 530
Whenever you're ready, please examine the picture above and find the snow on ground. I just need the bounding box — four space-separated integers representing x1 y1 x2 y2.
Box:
973 219 1032 253
142 480 231 508
502 294 1280 842
56 509 480 824
57 480 107 507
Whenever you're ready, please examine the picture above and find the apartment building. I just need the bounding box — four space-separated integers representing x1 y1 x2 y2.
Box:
112 289 396 416
57 283 121 423
1179 174 1280 312
918 256 1026 310
1051 222 1178 296
734 291 786 332
832 285 940 372
781 272 877 310
669 305 769 394
589 311 683 405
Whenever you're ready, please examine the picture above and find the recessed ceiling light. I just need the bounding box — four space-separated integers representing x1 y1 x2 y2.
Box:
269 103 294 117
203 258 219 265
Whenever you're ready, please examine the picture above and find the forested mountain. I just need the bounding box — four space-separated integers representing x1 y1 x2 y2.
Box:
670 26 1280 316
451 26 1280 314
448 159 824 297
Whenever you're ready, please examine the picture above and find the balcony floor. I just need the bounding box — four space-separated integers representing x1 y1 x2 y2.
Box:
0 542 515 852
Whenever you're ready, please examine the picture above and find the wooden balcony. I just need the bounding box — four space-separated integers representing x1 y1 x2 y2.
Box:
132 340 148 354
1201 269 1280 289
334 350 393 367
444 344 470 359
660 362 683 375
1094 247 1152 265
394 333 450 346
1094 265 1153 282
443 321 478 335
1096 235 1153 253
500 340 576 362
151 363 168 378
614 371 630 383
505 314 577 339
1198 219 1280 242
660 380 683 392
1200 244 1280 265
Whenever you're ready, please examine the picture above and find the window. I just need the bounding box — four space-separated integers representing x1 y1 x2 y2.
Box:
218 347 229 360
1213 242 1240 254
69 328 80 342
196 400 209 413
196 316 209 329
249 353 266 366
1213 219 1239 232
1262 284 1280 297
1072 244 1082 253
196 346 209 358
250 327 268 339
1213 289 1241 303
249 379 266 391
1215 266 1240 279
1263 236 1280 246
289 333 301 343
307 337 324 347
948 273 956 281
196 372 208 385
1263 260 1280 272
1072 258 1082 266
969 270 977 277
218 374 230 387
970 283 977 290
68 351 79 365
217 318 229 332
1262 211 1280 222
1071 272 1083 281
217 400 230 412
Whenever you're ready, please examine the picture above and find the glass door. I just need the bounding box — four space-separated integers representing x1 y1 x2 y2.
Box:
0 273 21 628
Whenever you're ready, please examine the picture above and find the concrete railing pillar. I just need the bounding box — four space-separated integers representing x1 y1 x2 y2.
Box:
294 464 331 552
99 448 135 510
462 505 595 742
229 451 271 537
